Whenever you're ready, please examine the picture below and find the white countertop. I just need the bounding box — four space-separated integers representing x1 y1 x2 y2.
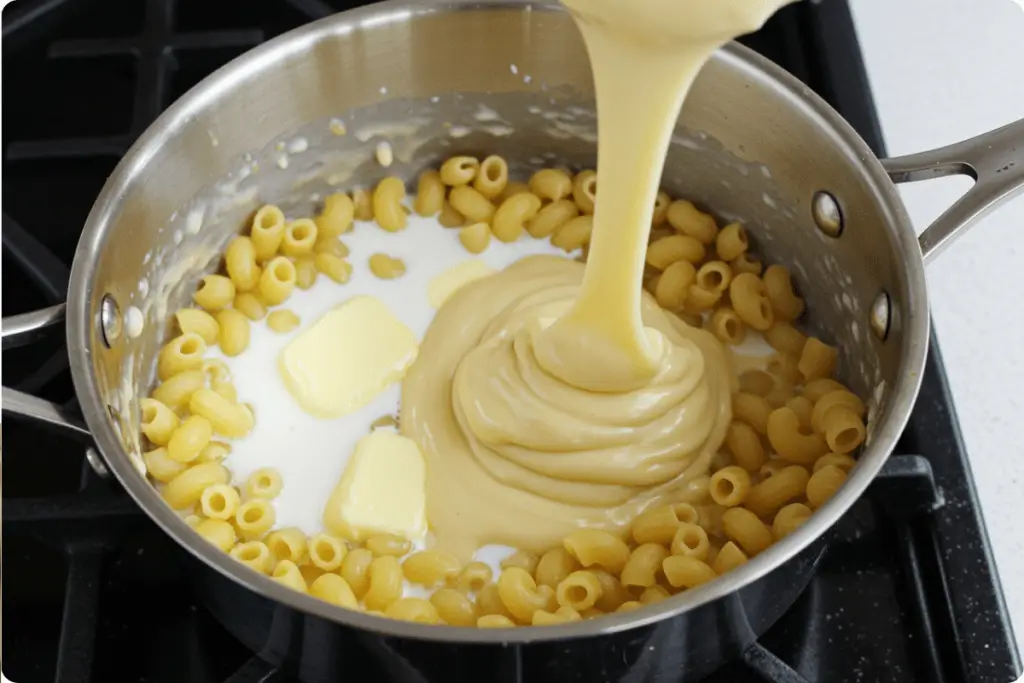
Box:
850 0 1024 666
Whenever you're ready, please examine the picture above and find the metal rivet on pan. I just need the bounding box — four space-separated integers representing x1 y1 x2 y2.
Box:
812 191 843 237
86 447 110 479
870 291 891 341
100 294 122 347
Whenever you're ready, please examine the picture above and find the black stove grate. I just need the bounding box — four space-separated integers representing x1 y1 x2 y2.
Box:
2 1 1021 682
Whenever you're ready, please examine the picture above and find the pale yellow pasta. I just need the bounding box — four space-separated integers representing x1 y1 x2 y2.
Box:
476 582 515 619
151 370 203 410
806 464 848 508
620 544 669 589
786 396 814 429
310 573 358 609
683 285 721 314
563 529 630 575
315 192 355 237
670 522 710 561
823 408 865 456
402 550 461 586
200 483 241 520
223 236 259 292
722 507 773 556
352 187 374 221
281 219 318 258
236 499 276 540
439 156 479 186
292 256 318 290
651 191 672 227
709 465 752 507
499 567 556 622
473 155 509 199
414 170 446 216
532 606 582 626
763 264 805 322
143 447 186 483
264 527 308 565
157 333 206 381
448 185 495 224
385 597 441 623
500 550 540 575
572 169 597 214
724 420 766 472
766 353 802 385
197 441 231 464
314 252 353 283
492 192 542 242
175 308 220 345
452 561 493 594
739 369 775 397
365 533 412 557
195 518 236 552
266 309 300 333
767 406 829 465
193 274 236 311
365 555 403 612
772 503 813 539
810 390 867 434
244 467 283 499
696 261 732 295
458 222 491 254
759 458 790 480
667 199 717 244
709 307 746 345
765 383 797 410
167 414 213 464
258 256 297 306
185 515 203 528
711 541 749 575
535 547 579 589
368 253 406 280
140 397 180 446
733 392 772 434
189 388 253 438
631 503 699 545
430 588 476 626
251 205 287 261
646 234 705 269
233 292 267 320
529 168 573 202
341 547 374 598
271 560 308 593
163 462 230 510
813 453 857 474
639 585 671 604
744 465 810 518
438 201 465 227
526 199 579 238
731 252 763 276
803 378 848 403
314 237 349 259
617 601 644 613
373 176 408 232
729 272 774 331
477 614 516 628
308 533 348 571
498 180 531 202
716 222 749 261
764 322 808 357
662 555 717 589
654 259 696 310
590 570 631 613
798 337 838 381
551 215 594 252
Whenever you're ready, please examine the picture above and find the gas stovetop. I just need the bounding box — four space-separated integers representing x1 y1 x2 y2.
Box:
2 1 1021 682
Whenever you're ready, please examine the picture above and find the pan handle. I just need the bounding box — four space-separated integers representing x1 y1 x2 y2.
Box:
2 303 67 349
2 386 93 443
881 116 1024 263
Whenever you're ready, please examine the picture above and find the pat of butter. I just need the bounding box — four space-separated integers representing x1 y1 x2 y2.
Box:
426 259 495 308
278 296 417 418
323 431 428 541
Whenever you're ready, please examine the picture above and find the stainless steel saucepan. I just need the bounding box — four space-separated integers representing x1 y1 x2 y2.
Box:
3 1 1023 681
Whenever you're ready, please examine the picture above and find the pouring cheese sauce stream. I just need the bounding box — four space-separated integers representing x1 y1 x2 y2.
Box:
401 0 796 560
